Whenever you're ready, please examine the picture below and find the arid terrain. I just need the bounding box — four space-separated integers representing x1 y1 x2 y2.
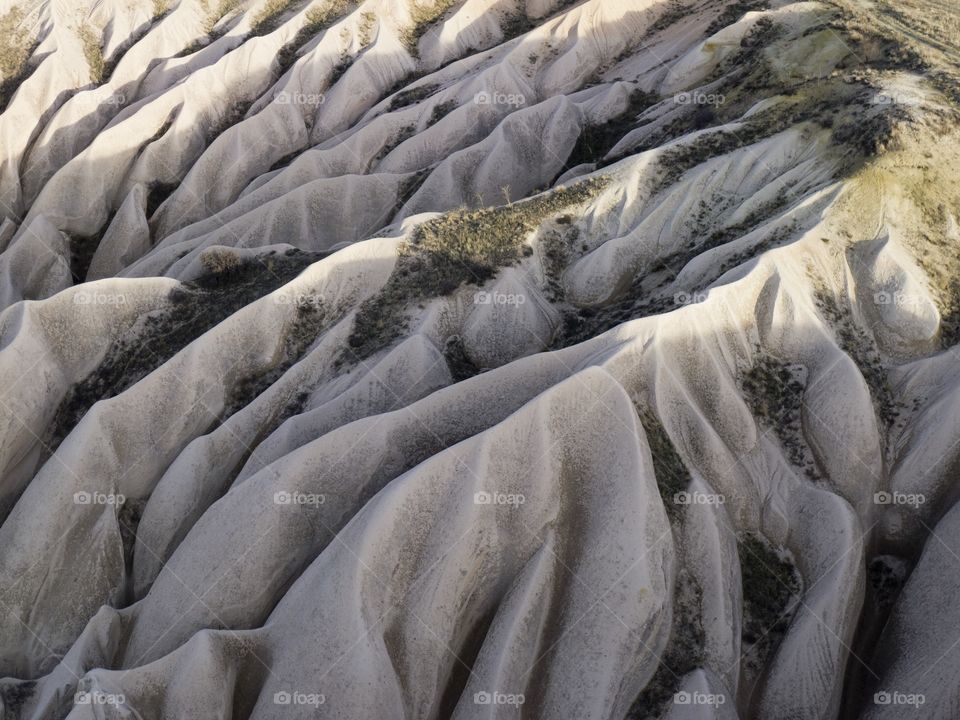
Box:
0 0 958 717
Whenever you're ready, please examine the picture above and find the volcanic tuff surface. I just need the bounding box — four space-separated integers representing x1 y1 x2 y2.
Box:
0 0 959 717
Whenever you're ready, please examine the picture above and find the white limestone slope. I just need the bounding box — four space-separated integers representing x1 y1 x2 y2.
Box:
0 0 959 718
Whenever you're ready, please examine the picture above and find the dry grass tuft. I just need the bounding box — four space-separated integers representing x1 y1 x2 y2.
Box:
152 0 170 18
201 0 244 33
0 7 32 86
77 24 105 84
400 0 456 55
251 0 296 34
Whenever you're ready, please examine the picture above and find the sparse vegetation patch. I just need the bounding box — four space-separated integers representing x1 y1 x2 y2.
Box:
628 570 705 719
739 532 802 677
77 24 105 85
201 0 244 34
388 82 441 111
45 250 324 454
705 0 769 36
342 178 608 364
0 7 36 109
739 350 820 480
442 334 482 381
251 0 297 35
275 0 353 72
552 204 799 350
559 89 659 175
813 288 899 428
401 0 457 56
638 409 692 522
152 0 171 19
0 681 36 715
221 298 326 419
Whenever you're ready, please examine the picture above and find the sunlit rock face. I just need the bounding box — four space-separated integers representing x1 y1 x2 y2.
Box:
0 0 959 717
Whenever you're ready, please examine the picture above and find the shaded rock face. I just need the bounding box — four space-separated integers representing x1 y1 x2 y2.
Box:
0 0 959 718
